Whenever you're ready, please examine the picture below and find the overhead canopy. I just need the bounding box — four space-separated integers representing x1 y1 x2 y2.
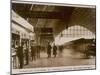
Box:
12 3 74 19
12 2 96 45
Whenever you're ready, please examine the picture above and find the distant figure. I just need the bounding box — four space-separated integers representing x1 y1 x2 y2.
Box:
37 45 41 59
53 44 57 57
47 42 52 58
16 42 24 69
12 44 17 68
24 46 29 65
59 45 63 57
31 46 36 61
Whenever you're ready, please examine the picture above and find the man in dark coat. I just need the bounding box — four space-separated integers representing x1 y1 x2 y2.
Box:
53 44 57 57
31 46 36 61
24 47 29 65
59 45 63 57
16 42 24 69
37 45 41 59
47 42 52 58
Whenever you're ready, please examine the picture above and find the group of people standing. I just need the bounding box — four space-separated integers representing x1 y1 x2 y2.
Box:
15 42 29 69
47 42 63 58
31 45 40 61
12 41 64 69
12 42 41 69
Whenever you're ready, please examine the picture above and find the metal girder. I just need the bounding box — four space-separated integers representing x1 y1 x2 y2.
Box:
16 10 73 19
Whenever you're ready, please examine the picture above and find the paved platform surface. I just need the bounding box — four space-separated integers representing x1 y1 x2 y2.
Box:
23 49 95 68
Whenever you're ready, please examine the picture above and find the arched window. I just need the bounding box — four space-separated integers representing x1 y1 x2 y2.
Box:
55 25 95 45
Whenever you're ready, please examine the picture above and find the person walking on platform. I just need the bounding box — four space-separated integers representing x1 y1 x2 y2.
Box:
37 45 41 59
16 42 24 69
53 44 57 58
24 46 29 65
59 45 63 57
47 42 52 58
31 45 36 61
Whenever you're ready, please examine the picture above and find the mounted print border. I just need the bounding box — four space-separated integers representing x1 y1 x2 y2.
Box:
11 0 96 74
